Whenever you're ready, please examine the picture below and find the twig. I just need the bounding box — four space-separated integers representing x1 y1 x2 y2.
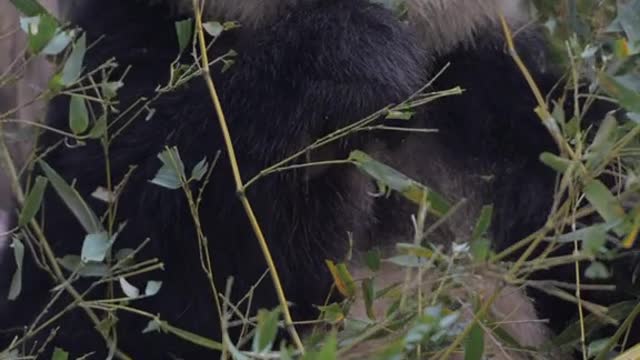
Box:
191 0 305 353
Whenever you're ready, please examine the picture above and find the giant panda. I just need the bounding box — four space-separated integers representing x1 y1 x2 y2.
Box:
0 0 634 358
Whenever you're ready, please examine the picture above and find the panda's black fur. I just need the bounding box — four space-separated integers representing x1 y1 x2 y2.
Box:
0 0 634 358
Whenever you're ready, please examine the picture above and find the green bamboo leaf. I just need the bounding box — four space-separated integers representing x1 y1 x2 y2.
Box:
252 309 280 353
57 255 109 277
11 0 50 17
61 33 86 86
69 94 89 135
142 319 223 351
585 261 610 279
42 29 75 55
145 281 163 296
175 19 193 53
350 150 450 217
464 323 485 360
302 332 337 360
81 231 112 263
39 160 102 233
119 277 140 298
51 347 69 360
362 278 376 320
20 14 58 54
584 180 626 236
325 260 356 297
540 152 573 173
8 238 25 300
202 21 223 37
18 176 48 226
472 205 493 240
598 73 640 113
150 147 186 190
365 248 381 272
190 157 208 181
87 114 107 139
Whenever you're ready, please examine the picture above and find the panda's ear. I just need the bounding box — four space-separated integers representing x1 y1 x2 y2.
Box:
405 0 529 55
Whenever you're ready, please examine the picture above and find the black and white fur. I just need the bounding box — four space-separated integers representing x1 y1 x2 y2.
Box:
0 0 628 358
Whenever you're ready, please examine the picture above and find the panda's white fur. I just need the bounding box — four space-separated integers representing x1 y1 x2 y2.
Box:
406 0 529 53
344 263 561 360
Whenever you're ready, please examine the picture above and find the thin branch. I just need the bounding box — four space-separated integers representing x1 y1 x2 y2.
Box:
191 0 305 353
